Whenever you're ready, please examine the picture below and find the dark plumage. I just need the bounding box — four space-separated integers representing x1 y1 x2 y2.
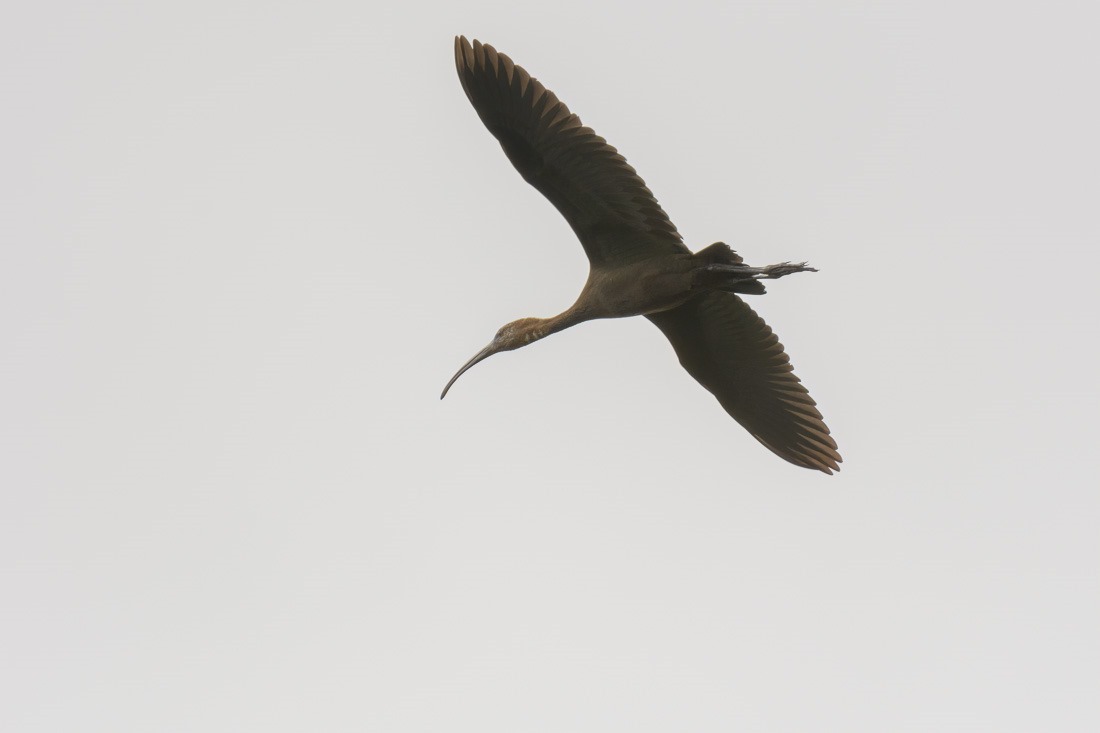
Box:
444 37 841 474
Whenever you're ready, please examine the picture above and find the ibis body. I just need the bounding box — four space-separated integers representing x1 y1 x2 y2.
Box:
444 37 842 474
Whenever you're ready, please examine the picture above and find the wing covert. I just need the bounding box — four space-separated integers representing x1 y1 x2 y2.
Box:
455 36 688 267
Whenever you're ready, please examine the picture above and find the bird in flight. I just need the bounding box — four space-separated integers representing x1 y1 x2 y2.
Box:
443 36 841 474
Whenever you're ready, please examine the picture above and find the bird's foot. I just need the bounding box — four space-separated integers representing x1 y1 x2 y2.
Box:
759 261 818 279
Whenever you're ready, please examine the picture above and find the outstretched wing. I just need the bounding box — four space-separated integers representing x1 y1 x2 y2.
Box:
647 293 842 474
454 36 688 267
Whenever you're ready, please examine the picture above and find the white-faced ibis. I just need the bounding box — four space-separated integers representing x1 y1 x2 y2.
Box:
443 37 841 474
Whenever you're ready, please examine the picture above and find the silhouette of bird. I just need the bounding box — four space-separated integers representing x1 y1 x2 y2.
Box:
443 37 841 474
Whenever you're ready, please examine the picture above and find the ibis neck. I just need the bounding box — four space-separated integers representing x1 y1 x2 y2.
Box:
527 303 590 343
548 302 592 333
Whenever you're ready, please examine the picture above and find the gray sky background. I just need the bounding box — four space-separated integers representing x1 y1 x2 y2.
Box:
3 1 1098 731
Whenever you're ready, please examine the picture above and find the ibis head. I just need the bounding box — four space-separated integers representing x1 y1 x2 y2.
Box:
441 318 549 399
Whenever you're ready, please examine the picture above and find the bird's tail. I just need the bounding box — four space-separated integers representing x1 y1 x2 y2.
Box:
694 241 744 265
692 242 765 293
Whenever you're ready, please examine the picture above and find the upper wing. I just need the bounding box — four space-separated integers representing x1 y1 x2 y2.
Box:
454 36 688 267
647 292 842 474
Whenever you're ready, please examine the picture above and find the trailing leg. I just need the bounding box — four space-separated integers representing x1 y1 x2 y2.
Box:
693 259 818 295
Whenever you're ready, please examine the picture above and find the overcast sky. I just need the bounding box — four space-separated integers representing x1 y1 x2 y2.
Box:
2 1 1098 731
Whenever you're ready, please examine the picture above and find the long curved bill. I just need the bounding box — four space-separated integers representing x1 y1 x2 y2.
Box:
440 342 499 399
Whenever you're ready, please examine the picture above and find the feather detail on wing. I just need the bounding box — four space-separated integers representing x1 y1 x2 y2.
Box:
648 293 842 474
455 36 688 267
